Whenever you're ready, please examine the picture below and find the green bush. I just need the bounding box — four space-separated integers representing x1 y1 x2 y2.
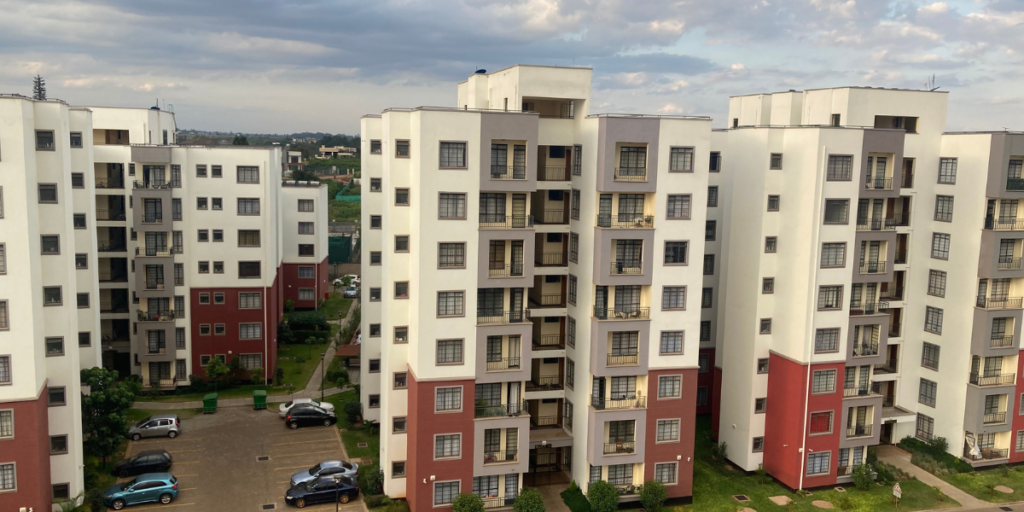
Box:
452 493 485 512
836 493 853 510
586 481 619 512
853 464 874 490
639 481 668 512
285 299 295 313
931 436 949 453
513 487 545 512
365 494 387 508
86 488 106 512
359 466 384 495
278 322 297 344
898 436 973 473
289 310 329 331
291 330 330 343
343 401 362 424
560 483 591 512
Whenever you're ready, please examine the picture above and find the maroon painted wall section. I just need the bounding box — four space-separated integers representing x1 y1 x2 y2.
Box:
190 285 274 378
711 366 723 440
266 268 282 380
644 368 697 498
696 349 715 415
0 388 52 511
407 372 475 512
281 257 329 310
763 354 842 489
1013 350 1024 463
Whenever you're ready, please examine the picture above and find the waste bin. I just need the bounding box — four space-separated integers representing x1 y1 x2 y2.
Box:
253 390 267 410
202 393 218 414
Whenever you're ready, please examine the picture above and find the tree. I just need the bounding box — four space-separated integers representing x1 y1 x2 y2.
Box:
639 481 668 512
852 464 873 491
586 481 619 512
513 487 545 512
232 134 249 145
80 367 140 467
291 169 320 182
32 75 46 100
204 356 230 381
452 493 485 512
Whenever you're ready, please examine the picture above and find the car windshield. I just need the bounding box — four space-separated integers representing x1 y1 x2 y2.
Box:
284 401 293 408
135 416 151 426
309 464 321 475
342 462 353 469
122 479 137 491
310 400 320 407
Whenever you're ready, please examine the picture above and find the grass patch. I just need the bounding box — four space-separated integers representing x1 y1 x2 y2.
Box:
278 341 332 389
323 391 379 461
330 200 361 222
84 438 128 494
321 292 353 320
942 465 1024 502
674 416 958 512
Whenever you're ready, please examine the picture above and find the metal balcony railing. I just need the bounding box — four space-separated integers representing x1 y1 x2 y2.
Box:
596 214 654 229
483 450 519 465
843 387 876 398
95 180 125 189
475 400 528 418
593 306 649 320
607 354 639 366
541 166 567 181
536 294 564 307
865 177 893 190
488 264 524 278
610 260 643 275
534 335 563 350
141 215 164 224
96 210 127 221
479 214 534 229
887 214 910 227
613 167 647 181
137 310 176 322
983 412 1007 425
485 358 521 372
847 424 873 438
1008 178 1024 191
133 180 172 190
849 302 889 315
986 217 1024 230
603 441 636 454
999 257 1023 270
531 415 560 427
874 360 898 374
481 496 517 509
991 335 1015 348
144 281 165 291
477 310 529 325
880 287 904 300
852 343 880 357
591 395 647 410
969 372 1016 386
857 218 896 231
882 396 895 407
966 447 1010 461
976 296 1024 309
526 376 563 391
98 243 128 252
537 252 565 266
894 250 908 264
538 209 567 225
136 247 172 257
490 165 527 180
859 260 887 274
98 271 128 283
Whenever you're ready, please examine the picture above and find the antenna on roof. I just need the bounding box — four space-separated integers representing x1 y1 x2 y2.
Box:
926 74 940 91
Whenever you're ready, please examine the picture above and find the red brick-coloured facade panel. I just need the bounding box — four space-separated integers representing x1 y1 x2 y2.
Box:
407 372 476 512
282 257 329 310
696 349 715 415
711 366 723 440
644 368 698 498
0 388 52 511
1012 350 1024 463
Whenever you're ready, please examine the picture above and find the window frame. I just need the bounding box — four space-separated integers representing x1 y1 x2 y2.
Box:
809 411 834 436
439 141 468 169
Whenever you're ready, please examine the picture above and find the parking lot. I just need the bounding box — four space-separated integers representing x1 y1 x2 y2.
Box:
115 405 364 511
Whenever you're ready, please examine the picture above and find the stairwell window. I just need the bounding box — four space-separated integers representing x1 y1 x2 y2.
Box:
708 186 719 207
815 328 840 353
812 369 836 394
709 152 721 172
810 411 833 435
770 153 783 170
658 375 681 399
935 195 954 222
435 386 462 411
921 343 940 371
938 158 957 184
931 233 950 259
916 414 934 441
38 184 57 203
820 243 846 268
767 195 780 212
438 193 466 219
925 306 943 334
817 286 843 310
927 270 946 297
666 195 691 219
438 243 465 268
824 200 849 224
918 379 937 407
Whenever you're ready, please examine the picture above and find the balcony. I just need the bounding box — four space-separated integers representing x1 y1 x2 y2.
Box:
894 250 908 264
603 441 636 455
607 353 639 366
489 265 525 278
976 296 1023 309
591 396 647 411
864 177 893 190
100 301 130 314
490 165 527 181
530 415 561 428
477 310 530 325
965 447 1010 461
999 258 1023 270
852 343 880 357
137 310 176 322
483 449 519 465
610 260 643 276
485 358 522 372
96 210 127 221
593 306 650 321
479 214 534 229
849 302 889 315
133 180 172 190
889 323 902 337
533 294 565 307
843 387 879 398
985 218 1024 231
902 171 914 189
969 373 1016 386
887 214 910 228
526 376 563 391
1008 178 1024 191
536 210 567 225
95 179 125 189
98 270 129 283
983 412 1007 425
536 253 565 267
991 335 1015 349
140 215 164 225
874 359 898 374
613 167 647 182
98 243 128 253
858 260 887 274
540 166 567 181
481 496 517 510
145 378 176 389
856 218 895 231
846 424 873 438
596 214 654 229
533 335 564 350
880 287 904 301
136 247 172 258
475 401 528 419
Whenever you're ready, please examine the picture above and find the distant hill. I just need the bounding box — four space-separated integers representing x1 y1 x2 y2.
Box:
175 130 360 157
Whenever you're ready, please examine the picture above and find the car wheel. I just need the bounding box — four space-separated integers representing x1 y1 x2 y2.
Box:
323 419 332 427
289 422 299 430
168 431 177 439
112 499 126 510
119 470 129 478
296 498 307 508
131 434 141 441
160 493 173 504
340 494 350 504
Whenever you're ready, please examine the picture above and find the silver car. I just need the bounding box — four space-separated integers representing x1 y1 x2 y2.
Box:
290 460 359 488
127 414 181 441
278 398 336 418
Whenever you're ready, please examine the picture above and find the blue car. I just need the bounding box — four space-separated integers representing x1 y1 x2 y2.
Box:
104 473 179 510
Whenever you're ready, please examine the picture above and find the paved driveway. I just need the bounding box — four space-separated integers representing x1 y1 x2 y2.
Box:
114 405 363 511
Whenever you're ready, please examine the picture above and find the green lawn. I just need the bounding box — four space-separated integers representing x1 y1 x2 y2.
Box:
278 341 332 389
324 390 380 462
942 466 1024 502
330 200 360 222
321 293 353 320
675 417 958 512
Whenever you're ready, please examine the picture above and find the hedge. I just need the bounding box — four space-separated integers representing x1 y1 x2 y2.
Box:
560 484 591 512
898 436 974 473
289 310 329 331
288 330 331 344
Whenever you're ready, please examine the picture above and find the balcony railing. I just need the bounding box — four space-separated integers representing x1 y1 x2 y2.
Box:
475 400 528 418
843 387 876 398
985 217 1024 231
541 166 567 181
874 360 898 374
596 214 654 229
603 441 636 454
133 180 171 190
894 250 908 264
858 260 887 274
95 180 125 189
141 215 164 224
526 376 562 391
976 296 1024 309
537 252 565 266
849 302 889 315
882 396 895 407
887 214 910 227
490 165 527 180
991 335 1014 348
483 450 519 465
98 243 128 252
846 424 873 438
607 353 639 366
1008 178 1024 191
889 323 902 338
531 415 560 427
534 335 563 350
865 177 894 190
479 214 534 229
537 209 567 225
137 310 176 322
969 372 1016 386
610 260 643 275
481 496 517 510
999 257 1023 270
98 271 128 283
96 210 127 221
100 301 129 314
477 310 530 325
966 447 1010 461
144 281 165 291
856 218 895 231
983 412 1007 425
486 358 522 372
852 343 880 357
488 264 525 278
880 287 904 301
591 395 647 411
536 294 564 307
136 247 172 257
594 306 649 320
613 167 647 182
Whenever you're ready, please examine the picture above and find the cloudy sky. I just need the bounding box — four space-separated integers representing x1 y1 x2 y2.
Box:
1 0 1021 133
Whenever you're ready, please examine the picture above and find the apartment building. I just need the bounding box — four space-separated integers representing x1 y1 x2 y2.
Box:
360 65 709 511
709 86 1024 490
0 95 326 510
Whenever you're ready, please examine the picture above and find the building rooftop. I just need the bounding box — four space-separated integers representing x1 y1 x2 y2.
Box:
729 86 949 98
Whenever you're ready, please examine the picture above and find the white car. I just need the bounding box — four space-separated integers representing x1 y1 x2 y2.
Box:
333 275 360 287
278 398 337 418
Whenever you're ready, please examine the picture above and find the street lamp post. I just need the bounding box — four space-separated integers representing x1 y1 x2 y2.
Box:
335 474 342 512
320 352 326 403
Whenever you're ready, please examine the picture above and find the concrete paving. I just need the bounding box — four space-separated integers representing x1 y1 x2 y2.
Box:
536 484 571 512
875 444 988 510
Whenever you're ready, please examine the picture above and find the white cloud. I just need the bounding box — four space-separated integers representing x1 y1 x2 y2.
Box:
657 103 684 114
918 2 950 15
205 32 333 55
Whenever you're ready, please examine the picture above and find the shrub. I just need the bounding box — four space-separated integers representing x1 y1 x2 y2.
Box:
513 487 545 512
586 481 619 512
755 464 768 485
452 493 485 512
360 466 385 495
639 481 668 512
289 310 329 331
930 436 949 454
278 322 296 344
710 441 729 463
560 483 591 512
365 494 387 508
934 485 945 501
853 464 873 490
292 330 331 344
274 366 285 384
285 299 295 313
343 401 362 424
250 367 265 385
86 488 106 512
899 436 973 473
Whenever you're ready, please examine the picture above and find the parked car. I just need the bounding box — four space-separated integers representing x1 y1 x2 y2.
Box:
278 398 336 418
289 460 359 488
285 475 359 508
127 414 180 441
285 406 337 429
333 275 360 287
111 450 173 478
343 286 358 298
103 473 179 510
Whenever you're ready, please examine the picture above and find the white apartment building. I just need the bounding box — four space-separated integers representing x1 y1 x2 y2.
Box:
360 65 710 512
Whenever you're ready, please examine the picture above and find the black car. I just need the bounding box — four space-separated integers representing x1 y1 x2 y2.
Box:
111 450 173 478
285 406 337 429
285 476 359 508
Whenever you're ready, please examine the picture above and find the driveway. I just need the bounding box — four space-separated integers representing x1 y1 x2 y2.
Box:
114 405 364 511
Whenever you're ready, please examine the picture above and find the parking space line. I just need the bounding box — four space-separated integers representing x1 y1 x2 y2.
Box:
133 437 202 444
108 502 195 511
298 505 363 512
173 474 198 477
270 438 335 447
264 430 335 437
275 465 315 471
270 449 344 458
171 461 199 464
180 488 197 491
170 449 201 453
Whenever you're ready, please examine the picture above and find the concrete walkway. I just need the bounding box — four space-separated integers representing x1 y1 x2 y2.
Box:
875 444 988 510
537 485 571 512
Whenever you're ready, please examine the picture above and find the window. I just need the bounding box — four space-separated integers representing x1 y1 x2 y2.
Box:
709 151 721 172
767 195 780 211
36 130 55 150
394 372 408 389
0 410 12 438
660 331 683 354
237 166 260 183
239 323 262 339
0 356 8 384
197 197 208 210
760 318 771 334
439 142 467 168
370 251 381 264
196 164 207 177
703 255 715 275
815 328 840 353
658 375 682 398
0 462 13 491
437 340 463 364
568 275 577 304
213 261 224 274
391 461 406 478
396 140 410 157
698 288 712 308
394 281 409 299
751 437 765 453
214 324 226 336
928 270 946 297
71 173 84 188
39 184 61 206
0 245 4 273
607 464 633 485
395 236 409 252
370 215 382 229
197 229 209 242
369 288 382 301
239 261 261 278
705 220 716 241
40 235 60 255
200 324 211 336
755 398 767 413
669 147 694 172
707 186 719 207
238 198 260 215
369 324 381 337
770 153 783 170
212 197 222 210
757 358 769 374
919 379 937 407
212 230 223 242
666 195 691 219
77 293 89 309
916 414 934 440
297 222 315 235
435 387 462 411
298 288 315 301
43 287 62 306
824 200 849 224
812 369 836 393
437 292 464 317
931 233 950 259
827 155 853 180
925 306 943 334
439 193 466 219
762 278 774 294
765 237 777 253
48 387 66 406
1017 431 1024 453
394 326 408 343
807 452 830 476
176 329 185 349
821 243 846 267
395 188 410 206
938 158 957 184
238 230 260 247
172 199 182 220
434 481 460 505
922 343 940 370
49 434 68 455
662 287 685 310
571 189 580 219
665 241 688 264
809 411 833 434
569 233 579 263
393 417 407 433
198 261 209 273
43 336 63 356
438 243 465 268
369 140 382 154
296 266 315 279
699 321 711 342
212 165 222 178
78 332 91 347
935 196 954 222
817 286 843 310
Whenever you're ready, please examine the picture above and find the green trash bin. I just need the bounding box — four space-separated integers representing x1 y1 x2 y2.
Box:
202 393 218 414
253 390 267 410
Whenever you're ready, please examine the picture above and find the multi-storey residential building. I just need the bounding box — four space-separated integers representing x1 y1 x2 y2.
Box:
0 95 326 510
709 86 1024 489
360 65 709 511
